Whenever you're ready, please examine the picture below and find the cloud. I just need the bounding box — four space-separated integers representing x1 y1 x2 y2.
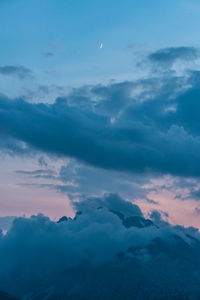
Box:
66 75 187 116
0 134 34 157
148 46 199 67
1 50 200 178
1 72 200 178
16 168 57 180
0 65 32 80
0 194 199 299
38 156 48 167
16 169 55 176
56 160 149 200
0 290 19 300
0 216 16 232
194 207 200 215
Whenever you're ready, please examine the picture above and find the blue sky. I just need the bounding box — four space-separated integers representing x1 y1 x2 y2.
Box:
1 0 200 89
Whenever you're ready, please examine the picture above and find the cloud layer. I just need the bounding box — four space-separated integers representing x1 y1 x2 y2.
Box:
0 194 199 299
1 70 200 177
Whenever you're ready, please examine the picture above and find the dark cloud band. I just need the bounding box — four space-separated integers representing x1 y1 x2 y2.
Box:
1 75 200 177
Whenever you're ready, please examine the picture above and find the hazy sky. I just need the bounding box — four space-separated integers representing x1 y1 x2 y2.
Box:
1 0 200 228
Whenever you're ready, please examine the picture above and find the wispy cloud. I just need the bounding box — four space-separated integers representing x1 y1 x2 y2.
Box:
43 52 55 58
0 65 33 80
148 46 199 67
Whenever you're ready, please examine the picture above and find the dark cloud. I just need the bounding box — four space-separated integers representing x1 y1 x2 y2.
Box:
149 210 169 227
16 169 56 177
0 194 199 299
1 50 200 178
38 156 48 167
1 74 200 178
67 75 187 116
0 291 19 300
148 46 199 67
0 65 32 80
145 198 158 205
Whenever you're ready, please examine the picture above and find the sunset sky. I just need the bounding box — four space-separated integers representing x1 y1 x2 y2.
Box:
1 0 200 228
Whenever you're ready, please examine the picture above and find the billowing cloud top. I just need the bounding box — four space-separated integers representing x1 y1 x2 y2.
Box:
0 194 200 299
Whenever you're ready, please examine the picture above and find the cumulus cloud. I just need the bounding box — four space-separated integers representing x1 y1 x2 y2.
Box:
1 72 200 177
0 194 199 299
66 75 187 116
0 65 32 80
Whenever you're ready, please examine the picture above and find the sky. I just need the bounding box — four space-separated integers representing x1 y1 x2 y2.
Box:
2 1 200 299
1 0 200 228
